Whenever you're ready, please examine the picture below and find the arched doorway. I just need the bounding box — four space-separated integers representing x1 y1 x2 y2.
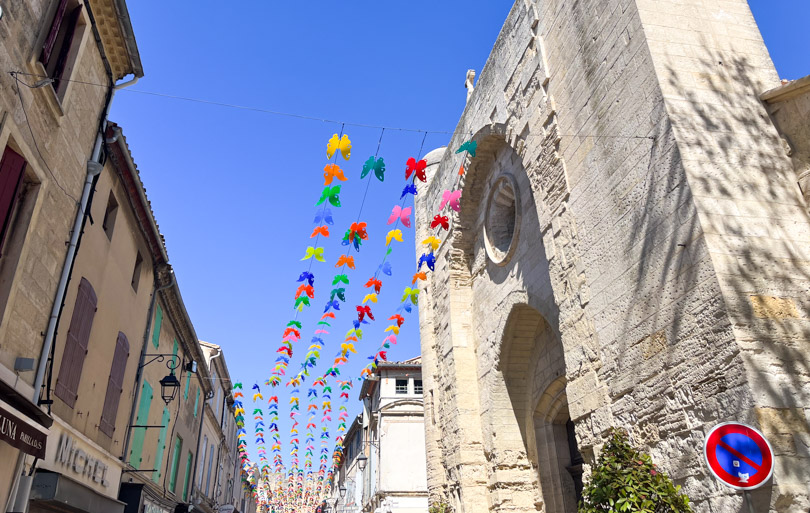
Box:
498 305 582 513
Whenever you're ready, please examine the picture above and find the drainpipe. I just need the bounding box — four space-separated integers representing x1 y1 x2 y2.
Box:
32 74 140 404
121 270 175 461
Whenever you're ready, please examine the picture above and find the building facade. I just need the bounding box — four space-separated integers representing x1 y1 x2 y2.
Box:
0 0 141 509
415 1 810 512
358 358 428 513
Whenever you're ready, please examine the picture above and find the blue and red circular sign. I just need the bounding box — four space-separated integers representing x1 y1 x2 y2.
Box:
704 422 774 490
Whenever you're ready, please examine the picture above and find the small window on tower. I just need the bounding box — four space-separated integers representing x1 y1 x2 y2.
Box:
131 251 142 292
395 379 408 394
102 191 118 240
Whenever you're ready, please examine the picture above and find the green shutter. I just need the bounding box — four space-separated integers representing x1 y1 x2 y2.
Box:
184 373 190 401
152 407 172 482
129 382 153 467
169 436 183 491
193 386 200 418
172 339 179 368
182 451 193 500
152 305 163 349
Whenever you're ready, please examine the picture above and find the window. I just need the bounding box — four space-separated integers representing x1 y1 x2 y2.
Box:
39 0 85 99
152 305 163 349
198 436 207 483
131 251 143 292
169 436 183 492
0 146 27 257
205 442 214 496
414 379 423 395
153 407 171 482
99 332 129 437
129 381 153 466
55 277 97 407
102 191 117 240
395 379 408 394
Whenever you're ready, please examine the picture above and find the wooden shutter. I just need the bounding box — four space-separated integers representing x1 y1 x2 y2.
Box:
182 451 193 500
0 147 27 257
55 277 96 407
40 0 69 66
152 407 172 482
169 436 183 492
129 381 153 467
51 4 81 94
152 305 163 349
99 332 129 437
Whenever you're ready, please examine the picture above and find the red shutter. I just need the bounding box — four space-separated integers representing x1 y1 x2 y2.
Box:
0 147 26 257
55 277 97 408
51 5 82 94
40 0 70 67
99 332 129 437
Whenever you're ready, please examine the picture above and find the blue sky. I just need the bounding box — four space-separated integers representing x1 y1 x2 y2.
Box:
109 1 808 472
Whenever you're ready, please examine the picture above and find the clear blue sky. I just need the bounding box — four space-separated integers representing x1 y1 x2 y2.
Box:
110 1 808 472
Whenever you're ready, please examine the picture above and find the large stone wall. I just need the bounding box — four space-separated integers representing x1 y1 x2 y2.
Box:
416 1 810 512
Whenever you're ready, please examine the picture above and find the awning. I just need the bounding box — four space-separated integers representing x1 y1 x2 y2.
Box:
0 378 51 459
31 470 126 513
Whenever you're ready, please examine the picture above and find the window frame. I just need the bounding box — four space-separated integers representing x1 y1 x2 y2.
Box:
414 379 423 395
395 379 408 395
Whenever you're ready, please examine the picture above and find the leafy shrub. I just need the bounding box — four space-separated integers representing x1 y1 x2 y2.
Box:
579 429 692 513
428 501 453 513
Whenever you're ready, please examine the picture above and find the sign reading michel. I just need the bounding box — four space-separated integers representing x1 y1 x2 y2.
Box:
0 402 46 459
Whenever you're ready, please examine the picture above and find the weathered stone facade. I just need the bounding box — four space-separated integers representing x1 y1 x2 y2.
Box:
415 1 810 512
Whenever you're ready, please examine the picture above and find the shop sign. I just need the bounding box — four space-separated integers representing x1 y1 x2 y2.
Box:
55 433 110 487
0 400 47 458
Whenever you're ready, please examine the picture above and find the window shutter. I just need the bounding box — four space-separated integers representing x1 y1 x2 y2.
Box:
169 436 183 492
152 305 163 349
129 381 153 467
99 332 129 437
55 277 97 408
182 451 193 500
152 407 172 482
0 146 27 257
40 0 69 66
193 385 200 418
51 4 81 94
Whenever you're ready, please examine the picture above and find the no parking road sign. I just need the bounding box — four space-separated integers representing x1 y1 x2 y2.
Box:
704 422 774 490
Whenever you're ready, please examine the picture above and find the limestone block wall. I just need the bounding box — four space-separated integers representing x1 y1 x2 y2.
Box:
416 1 810 512
0 0 109 383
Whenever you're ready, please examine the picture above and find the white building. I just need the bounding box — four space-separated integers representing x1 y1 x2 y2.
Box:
328 357 427 513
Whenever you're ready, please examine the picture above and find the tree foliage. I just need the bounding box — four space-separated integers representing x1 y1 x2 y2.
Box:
579 429 692 513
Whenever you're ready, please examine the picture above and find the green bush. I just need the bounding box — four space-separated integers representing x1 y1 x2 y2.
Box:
579 429 692 513
428 501 453 513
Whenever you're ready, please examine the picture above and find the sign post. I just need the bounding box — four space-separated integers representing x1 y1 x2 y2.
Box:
704 422 774 513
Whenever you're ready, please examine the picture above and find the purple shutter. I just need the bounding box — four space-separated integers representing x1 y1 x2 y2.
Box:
99 332 129 437
40 0 70 66
55 277 97 408
0 147 26 257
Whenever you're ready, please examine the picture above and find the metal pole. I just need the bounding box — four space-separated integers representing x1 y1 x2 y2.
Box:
743 491 756 513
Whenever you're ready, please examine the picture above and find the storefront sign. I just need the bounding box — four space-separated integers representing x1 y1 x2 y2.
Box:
55 433 110 487
0 400 47 458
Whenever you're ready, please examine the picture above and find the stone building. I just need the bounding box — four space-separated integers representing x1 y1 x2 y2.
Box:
414 1 810 512
0 0 141 508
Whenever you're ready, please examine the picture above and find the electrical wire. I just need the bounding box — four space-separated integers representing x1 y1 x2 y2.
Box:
10 72 79 204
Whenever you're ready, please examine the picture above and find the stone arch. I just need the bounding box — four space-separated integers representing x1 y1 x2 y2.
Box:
490 304 582 513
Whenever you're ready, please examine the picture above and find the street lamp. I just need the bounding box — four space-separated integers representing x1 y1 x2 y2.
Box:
159 372 181 404
356 455 368 472
338 485 346 499
140 353 190 404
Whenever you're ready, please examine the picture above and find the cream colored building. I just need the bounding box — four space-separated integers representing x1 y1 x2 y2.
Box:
415 1 810 512
358 358 428 513
0 0 141 509
193 341 244 513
